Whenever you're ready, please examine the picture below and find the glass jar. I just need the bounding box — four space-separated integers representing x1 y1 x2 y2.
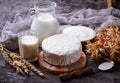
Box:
30 1 59 44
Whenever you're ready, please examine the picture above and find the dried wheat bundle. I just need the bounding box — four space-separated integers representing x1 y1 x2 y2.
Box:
86 25 120 61
0 44 45 78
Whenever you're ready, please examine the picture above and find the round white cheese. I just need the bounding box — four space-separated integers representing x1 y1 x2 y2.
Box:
42 34 82 66
62 26 96 41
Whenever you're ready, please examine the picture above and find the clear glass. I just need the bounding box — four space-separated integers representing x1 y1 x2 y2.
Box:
31 1 59 44
18 30 39 62
33 1 57 15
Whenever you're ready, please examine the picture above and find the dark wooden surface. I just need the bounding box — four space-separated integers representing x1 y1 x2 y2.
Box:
0 0 120 83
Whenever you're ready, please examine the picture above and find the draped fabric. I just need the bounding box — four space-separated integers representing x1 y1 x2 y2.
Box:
1 0 120 50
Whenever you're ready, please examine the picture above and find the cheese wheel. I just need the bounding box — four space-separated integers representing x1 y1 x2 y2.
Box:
42 34 82 66
62 26 96 41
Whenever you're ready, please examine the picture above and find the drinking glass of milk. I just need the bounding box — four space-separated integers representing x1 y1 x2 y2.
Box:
31 1 59 44
18 30 39 62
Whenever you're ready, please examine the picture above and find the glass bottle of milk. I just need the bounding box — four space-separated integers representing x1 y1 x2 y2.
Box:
31 1 59 44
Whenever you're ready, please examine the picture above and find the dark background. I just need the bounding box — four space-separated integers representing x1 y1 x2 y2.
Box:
0 0 120 83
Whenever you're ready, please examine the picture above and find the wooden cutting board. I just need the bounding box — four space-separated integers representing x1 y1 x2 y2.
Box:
38 51 86 74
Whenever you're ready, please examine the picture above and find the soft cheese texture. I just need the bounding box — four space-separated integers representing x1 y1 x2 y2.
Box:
62 26 96 41
42 34 82 66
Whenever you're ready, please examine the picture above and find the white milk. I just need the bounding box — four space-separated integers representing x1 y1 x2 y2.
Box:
19 35 39 61
31 13 59 44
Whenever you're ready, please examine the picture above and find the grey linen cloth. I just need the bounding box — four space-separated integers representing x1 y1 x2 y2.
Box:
57 7 120 30
0 7 120 50
0 12 32 50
